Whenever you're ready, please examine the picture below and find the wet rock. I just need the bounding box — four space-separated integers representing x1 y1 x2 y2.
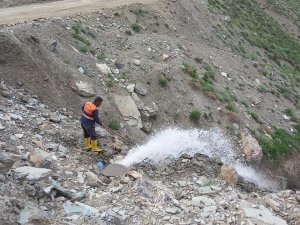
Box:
96 63 111 75
134 83 148 96
219 164 238 187
18 205 50 225
241 132 263 163
13 166 52 181
72 81 95 97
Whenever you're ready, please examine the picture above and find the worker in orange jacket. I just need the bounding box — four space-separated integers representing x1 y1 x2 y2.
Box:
81 97 103 152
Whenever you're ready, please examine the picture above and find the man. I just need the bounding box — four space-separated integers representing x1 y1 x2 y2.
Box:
81 97 103 152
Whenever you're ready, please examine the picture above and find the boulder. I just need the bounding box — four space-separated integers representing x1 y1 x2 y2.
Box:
219 164 238 187
72 81 95 97
13 166 52 181
241 132 263 163
113 94 143 129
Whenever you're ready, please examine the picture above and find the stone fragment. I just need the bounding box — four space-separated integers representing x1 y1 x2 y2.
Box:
127 84 135 93
0 81 11 97
78 66 85 74
85 171 102 187
127 170 143 179
133 59 141 66
47 39 58 52
241 132 263 163
219 164 238 187
264 197 281 212
165 207 180 214
49 113 61 123
96 63 111 75
72 81 95 97
0 153 15 174
161 53 169 61
134 83 148 96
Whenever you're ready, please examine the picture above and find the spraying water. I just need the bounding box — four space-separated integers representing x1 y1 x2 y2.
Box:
119 127 275 189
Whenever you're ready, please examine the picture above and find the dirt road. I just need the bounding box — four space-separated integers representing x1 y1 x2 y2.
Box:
0 0 158 25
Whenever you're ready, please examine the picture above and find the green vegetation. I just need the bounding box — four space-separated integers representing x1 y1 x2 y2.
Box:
71 22 94 53
218 87 236 103
268 0 300 29
284 107 299 122
247 110 263 124
182 62 198 79
241 100 249 108
97 52 106 61
225 103 238 112
257 125 300 160
189 110 202 122
131 23 142 32
130 8 148 16
201 64 215 91
109 120 121 130
158 77 168 87
194 57 203 64
208 0 300 69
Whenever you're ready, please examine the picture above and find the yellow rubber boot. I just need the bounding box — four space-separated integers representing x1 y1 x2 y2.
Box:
84 138 92 151
91 139 102 153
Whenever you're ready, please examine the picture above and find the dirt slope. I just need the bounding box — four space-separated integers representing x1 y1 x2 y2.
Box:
0 0 158 25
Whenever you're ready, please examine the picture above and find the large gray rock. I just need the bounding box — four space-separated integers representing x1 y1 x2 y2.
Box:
241 132 263 163
113 94 142 129
18 205 50 225
13 166 52 181
241 204 287 225
63 202 99 217
72 81 95 97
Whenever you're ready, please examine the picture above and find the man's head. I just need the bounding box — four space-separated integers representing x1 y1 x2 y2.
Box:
93 97 103 107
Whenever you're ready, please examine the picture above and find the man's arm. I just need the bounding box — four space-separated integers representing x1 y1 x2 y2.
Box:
92 109 102 125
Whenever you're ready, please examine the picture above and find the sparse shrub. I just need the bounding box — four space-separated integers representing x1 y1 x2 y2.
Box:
200 64 215 91
131 23 142 32
106 80 114 88
158 77 168 87
109 120 121 130
79 44 89 53
258 84 268 93
73 33 91 46
173 112 181 120
248 110 263 124
189 110 202 122
182 62 198 79
177 43 183 50
225 103 238 112
130 8 148 16
97 52 106 61
241 100 249 108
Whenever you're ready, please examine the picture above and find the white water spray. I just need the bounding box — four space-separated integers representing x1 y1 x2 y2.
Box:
119 127 274 189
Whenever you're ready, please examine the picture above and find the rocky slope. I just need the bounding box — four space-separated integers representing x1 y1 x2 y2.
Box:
1 83 300 224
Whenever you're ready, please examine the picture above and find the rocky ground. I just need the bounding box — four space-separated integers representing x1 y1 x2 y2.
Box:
1 83 300 225
0 0 59 8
